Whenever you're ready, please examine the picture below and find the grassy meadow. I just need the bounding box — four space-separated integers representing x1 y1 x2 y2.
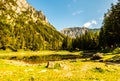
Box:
0 50 120 81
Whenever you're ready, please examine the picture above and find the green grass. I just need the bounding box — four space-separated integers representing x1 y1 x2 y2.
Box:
0 50 120 81
0 59 120 81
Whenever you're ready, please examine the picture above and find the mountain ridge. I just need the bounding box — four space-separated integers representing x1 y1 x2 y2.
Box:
61 27 100 38
0 0 64 51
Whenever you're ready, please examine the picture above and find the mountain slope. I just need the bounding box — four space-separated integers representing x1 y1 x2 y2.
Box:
0 0 64 51
61 27 100 38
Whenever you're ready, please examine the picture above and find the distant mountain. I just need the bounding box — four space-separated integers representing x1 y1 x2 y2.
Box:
0 0 64 50
61 27 100 38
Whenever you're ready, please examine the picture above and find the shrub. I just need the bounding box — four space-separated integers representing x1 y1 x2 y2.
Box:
112 47 120 54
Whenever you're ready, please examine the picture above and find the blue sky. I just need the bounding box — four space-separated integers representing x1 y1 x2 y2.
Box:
26 0 118 31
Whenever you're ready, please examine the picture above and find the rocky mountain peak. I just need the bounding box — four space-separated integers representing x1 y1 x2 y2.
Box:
0 0 48 23
61 27 100 38
36 11 48 23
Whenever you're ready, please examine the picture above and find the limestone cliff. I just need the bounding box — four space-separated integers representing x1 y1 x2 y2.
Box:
61 27 100 38
0 0 48 24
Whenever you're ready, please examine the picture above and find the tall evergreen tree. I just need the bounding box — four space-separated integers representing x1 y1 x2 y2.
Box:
99 0 120 49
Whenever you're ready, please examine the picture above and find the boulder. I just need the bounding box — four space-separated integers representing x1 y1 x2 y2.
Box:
91 53 103 60
46 61 61 69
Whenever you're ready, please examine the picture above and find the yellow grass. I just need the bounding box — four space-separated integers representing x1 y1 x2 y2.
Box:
0 50 120 81
0 58 120 81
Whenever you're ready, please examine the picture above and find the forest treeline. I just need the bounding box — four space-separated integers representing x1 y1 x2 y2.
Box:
60 0 120 51
0 0 120 51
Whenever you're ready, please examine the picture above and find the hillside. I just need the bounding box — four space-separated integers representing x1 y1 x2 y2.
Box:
61 27 100 38
0 0 64 51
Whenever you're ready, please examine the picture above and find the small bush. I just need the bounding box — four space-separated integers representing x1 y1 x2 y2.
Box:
91 53 103 60
112 47 120 54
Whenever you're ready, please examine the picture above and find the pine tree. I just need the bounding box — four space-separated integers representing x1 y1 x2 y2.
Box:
99 0 120 49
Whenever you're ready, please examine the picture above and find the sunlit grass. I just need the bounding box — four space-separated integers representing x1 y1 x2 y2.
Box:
0 50 120 81
0 58 120 81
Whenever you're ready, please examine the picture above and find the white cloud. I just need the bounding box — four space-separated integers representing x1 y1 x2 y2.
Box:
83 22 91 27
83 20 97 28
72 10 83 16
91 20 97 24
